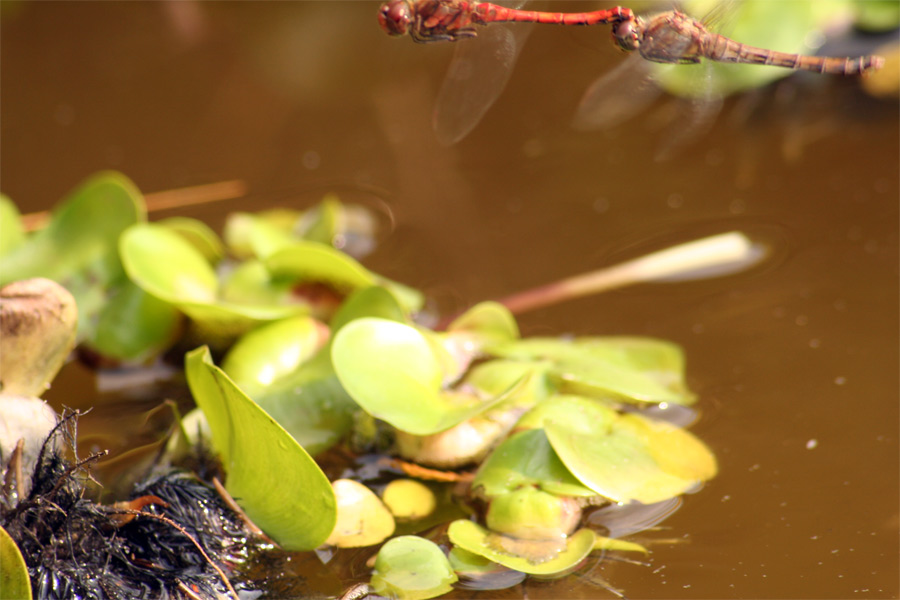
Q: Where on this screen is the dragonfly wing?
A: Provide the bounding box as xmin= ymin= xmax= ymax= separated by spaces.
xmin=571 ymin=52 xmax=662 ymax=130
xmin=433 ymin=24 xmax=533 ymax=145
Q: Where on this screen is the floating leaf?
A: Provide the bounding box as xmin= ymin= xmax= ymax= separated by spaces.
xmin=383 ymin=479 xmax=437 ymax=519
xmin=89 ymin=278 xmax=181 ymax=362
xmin=222 ymin=316 xmax=328 ymax=397
xmin=446 ymin=301 xmax=519 ymax=344
xmin=371 ymin=536 xmax=458 ymax=600
xmin=545 ymin=407 xmax=717 ymax=505
xmin=0 ymin=195 xmax=24 ymax=257
xmin=326 ymin=479 xmax=396 ymax=548
xmin=486 ymin=337 xmax=694 ymax=405
xmin=329 ymin=286 xmax=408 ymax=332
xmin=472 ymin=428 xmax=596 ymax=499
xmin=594 ymin=536 xmax=648 ymax=554
xmin=448 ymin=520 xmax=596 ymax=576
xmin=333 ymin=318 xmax=510 ymax=435
xmin=264 ymin=241 xmax=376 ymax=291
xmin=0 ymin=525 xmax=31 ymax=600
xmin=157 ymin=216 xmax=225 ymax=264
xmin=0 ymin=172 xmax=144 ymax=341
xmin=185 ymin=346 xmax=335 ymax=550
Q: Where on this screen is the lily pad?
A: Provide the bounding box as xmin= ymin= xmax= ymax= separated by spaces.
xmin=157 ymin=216 xmax=225 ymax=264
xmin=0 ymin=525 xmax=31 ymax=600
xmin=448 ymin=520 xmax=596 ymax=576
xmin=184 ymin=346 xmax=336 ymax=550
xmin=371 ymin=536 xmax=458 ymax=600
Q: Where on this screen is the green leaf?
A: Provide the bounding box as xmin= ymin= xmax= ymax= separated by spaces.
xmin=329 ymin=286 xmax=408 ymax=333
xmin=472 ymin=429 xmax=597 ymax=498
xmin=185 ymin=346 xmax=336 ymax=550
xmin=487 ymin=337 xmax=694 ymax=405
xmin=0 ymin=195 xmax=24 ymax=257
xmin=157 ymin=216 xmax=225 ymax=264
xmin=326 ymin=479 xmax=396 ymax=547
xmin=446 ymin=301 xmax=520 ymax=343
xmin=89 ymin=278 xmax=182 ymax=362
xmin=545 ymin=407 xmax=717 ymax=505
xmin=332 ymin=318 xmax=511 ymax=435
xmin=0 ymin=172 xmax=144 ymax=341
xmin=0 ymin=526 xmax=31 ymax=600
xmin=448 ymin=520 xmax=596 ymax=576
xmin=222 ymin=316 xmax=327 ymax=397
xmin=264 ymin=240 xmax=376 ymax=291
xmin=371 ymin=536 xmax=458 ymax=600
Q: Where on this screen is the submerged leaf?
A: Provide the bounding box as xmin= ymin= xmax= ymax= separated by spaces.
xmin=371 ymin=536 xmax=458 ymax=600
xmin=448 ymin=520 xmax=596 ymax=576
xmin=185 ymin=346 xmax=336 ymax=550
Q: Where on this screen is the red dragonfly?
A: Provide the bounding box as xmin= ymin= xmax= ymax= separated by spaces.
xmin=379 ymin=0 xmax=884 ymax=143
xmin=379 ymin=0 xmax=635 ymax=144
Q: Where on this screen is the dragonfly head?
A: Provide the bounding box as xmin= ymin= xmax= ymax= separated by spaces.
xmin=611 ymin=16 xmax=642 ymax=52
xmin=378 ymin=0 xmax=412 ymax=37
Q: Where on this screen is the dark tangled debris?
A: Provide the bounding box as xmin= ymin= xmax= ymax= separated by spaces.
xmin=1 ymin=412 xmax=263 ymax=600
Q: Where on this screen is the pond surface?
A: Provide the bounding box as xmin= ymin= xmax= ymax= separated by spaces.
xmin=2 ymin=1 xmax=898 ymax=598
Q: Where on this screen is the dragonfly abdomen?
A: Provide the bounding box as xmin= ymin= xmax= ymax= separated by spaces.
xmin=704 ymin=34 xmax=884 ymax=75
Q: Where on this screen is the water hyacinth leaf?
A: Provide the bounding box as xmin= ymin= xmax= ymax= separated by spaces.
xmin=472 ymin=428 xmax=597 ymax=498
xmin=371 ymin=536 xmax=458 ymax=600
xmin=122 ymin=224 xmax=302 ymax=339
xmin=594 ymin=536 xmax=648 ymax=554
xmin=382 ymin=479 xmax=437 ymax=519
xmin=185 ymin=346 xmax=336 ymax=550
xmin=329 ymin=285 xmax=408 ymax=333
xmin=218 ymin=259 xmax=298 ymax=308
xmin=446 ymin=301 xmax=519 ymax=344
xmin=157 ymin=216 xmax=225 ymax=264
xmin=121 ymin=223 xmax=219 ymax=303
xmin=90 ymin=278 xmax=182 ymax=362
xmin=448 ymin=520 xmax=596 ymax=576
xmin=264 ymin=240 xmax=375 ymax=291
xmin=224 ymin=210 xmax=298 ymax=259
xmin=325 ymin=479 xmax=396 ymax=548
xmin=240 ymin=354 xmax=356 ymax=455
xmin=464 ymin=359 xmax=550 ymax=401
xmin=487 ymin=337 xmax=693 ymax=405
xmin=222 ymin=316 xmax=327 ymax=397
xmin=515 ymin=394 xmax=619 ymax=434
xmin=545 ymin=410 xmax=717 ymax=505
xmin=0 ymin=172 xmax=144 ymax=341
xmin=0 ymin=525 xmax=31 ymax=600
xmin=0 ymin=171 xmax=144 ymax=287
xmin=0 ymin=195 xmax=24 ymax=256
xmin=485 ymin=487 xmax=582 ymax=541
xmin=333 ymin=318 xmax=510 ymax=435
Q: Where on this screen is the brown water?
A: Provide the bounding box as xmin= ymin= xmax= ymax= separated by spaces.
xmin=2 ymin=1 xmax=898 ymax=598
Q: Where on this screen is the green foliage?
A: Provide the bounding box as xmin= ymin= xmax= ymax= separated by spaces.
xmin=371 ymin=536 xmax=458 ymax=600
xmin=0 ymin=526 xmax=31 ymax=600
xmin=185 ymin=346 xmax=336 ymax=550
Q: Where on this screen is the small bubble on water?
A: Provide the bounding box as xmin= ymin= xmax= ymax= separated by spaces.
xmin=302 ymin=150 xmax=321 ymax=170
xmin=729 ymin=198 xmax=746 ymax=214
xmin=54 ymin=103 xmax=75 ymax=126
xmin=721 ymin=495 xmax=731 ymax=502
xmin=834 ymin=376 xmax=847 ymax=385
xmin=666 ymin=193 xmax=683 ymax=208
xmin=806 ymin=439 xmax=818 ymax=450
xmin=795 ymin=314 xmax=809 ymax=326
xmin=808 ymin=338 xmax=821 ymax=349
xmin=593 ymin=197 xmax=610 ymax=213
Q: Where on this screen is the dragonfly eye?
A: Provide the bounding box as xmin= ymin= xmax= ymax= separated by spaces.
xmin=611 ymin=17 xmax=641 ymax=52
xmin=378 ymin=0 xmax=411 ymax=36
